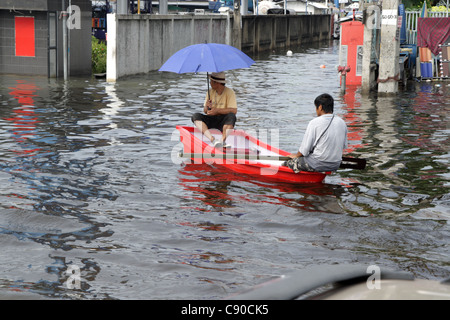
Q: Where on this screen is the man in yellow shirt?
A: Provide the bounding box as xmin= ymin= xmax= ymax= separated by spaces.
xmin=191 ymin=72 xmax=237 ymax=148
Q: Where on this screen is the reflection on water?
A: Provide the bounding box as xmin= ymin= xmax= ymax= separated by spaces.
xmin=178 ymin=164 xmax=344 ymax=214
xmin=336 ymin=81 xmax=449 ymax=219
xmin=0 ymin=41 xmax=449 ymax=299
xmin=340 ymin=86 xmax=367 ymax=153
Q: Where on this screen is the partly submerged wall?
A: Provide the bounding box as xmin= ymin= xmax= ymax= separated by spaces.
xmin=107 ymin=13 xmax=331 ymax=81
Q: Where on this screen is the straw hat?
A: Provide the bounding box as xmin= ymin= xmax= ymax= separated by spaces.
xmin=209 ymin=72 xmax=226 ymax=84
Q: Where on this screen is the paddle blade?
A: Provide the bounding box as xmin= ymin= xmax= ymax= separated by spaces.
xmin=340 ymin=157 xmax=366 ymax=170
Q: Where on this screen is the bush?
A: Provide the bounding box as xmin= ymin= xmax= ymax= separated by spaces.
xmin=92 ymin=36 xmax=106 ymax=74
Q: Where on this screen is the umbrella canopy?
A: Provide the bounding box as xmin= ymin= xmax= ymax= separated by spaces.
xmin=159 ymin=43 xmax=255 ymax=74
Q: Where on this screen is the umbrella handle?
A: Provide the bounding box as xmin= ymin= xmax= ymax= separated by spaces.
xmin=207 ymin=72 xmax=210 ymax=103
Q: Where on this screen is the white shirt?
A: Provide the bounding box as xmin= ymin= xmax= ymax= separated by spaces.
xmin=299 ymin=114 xmax=348 ymax=171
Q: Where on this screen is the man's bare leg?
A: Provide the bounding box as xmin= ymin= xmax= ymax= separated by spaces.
xmin=221 ymin=124 xmax=233 ymax=145
xmin=194 ymin=120 xmax=215 ymax=143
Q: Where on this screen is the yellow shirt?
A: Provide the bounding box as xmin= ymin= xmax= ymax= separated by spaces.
xmin=204 ymin=87 xmax=237 ymax=109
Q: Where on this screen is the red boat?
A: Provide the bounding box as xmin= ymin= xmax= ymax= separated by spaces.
xmin=176 ymin=125 xmax=331 ymax=184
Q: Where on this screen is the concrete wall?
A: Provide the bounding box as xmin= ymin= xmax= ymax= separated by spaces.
xmin=107 ymin=13 xmax=331 ymax=81
xmin=107 ymin=13 xmax=232 ymax=81
xmin=0 ymin=0 xmax=48 ymax=11
xmin=0 ymin=0 xmax=67 ymax=13
xmin=241 ymin=15 xmax=330 ymax=54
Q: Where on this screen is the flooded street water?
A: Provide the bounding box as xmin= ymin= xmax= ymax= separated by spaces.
xmin=0 ymin=40 xmax=448 ymax=299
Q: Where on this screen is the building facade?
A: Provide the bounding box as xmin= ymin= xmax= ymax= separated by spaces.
xmin=0 ymin=0 xmax=92 ymax=77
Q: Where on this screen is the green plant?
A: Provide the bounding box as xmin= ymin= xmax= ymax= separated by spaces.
xmin=431 ymin=5 xmax=450 ymax=12
xmin=92 ymin=36 xmax=106 ymax=74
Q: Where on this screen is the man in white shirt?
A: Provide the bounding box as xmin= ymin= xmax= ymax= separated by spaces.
xmin=283 ymin=93 xmax=348 ymax=172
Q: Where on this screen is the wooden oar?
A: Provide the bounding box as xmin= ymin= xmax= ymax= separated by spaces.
xmin=178 ymin=152 xmax=366 ymax=170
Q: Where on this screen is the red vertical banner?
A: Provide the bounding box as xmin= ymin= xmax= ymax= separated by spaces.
xmin=15 ymin=17 xmax=35 ymax=57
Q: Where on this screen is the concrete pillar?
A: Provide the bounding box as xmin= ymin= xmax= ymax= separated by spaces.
xmin=62 ymin=0 xmax=68 ymax=80
xmin=241 ymin=0 xmax=248 ymax=15
xmin=378 ymin=0 xmax=400 ymax=94
xmin=287 ymin=16 xmax=291 ymax=48
xmin=159 ymin=0 xmax=168 ymax=15
xmin=232 ymin=0 xmax=242 ymax=49
xmin=117 ymin=0 xmax=127 ymax=14
xmin=106 ymin=13 xmax=117 ymax=82
xmin=271 ymin=18 xmax=276 ymax=51
xmin=226 ymin=11 xmax=231 ymax=45
xmin=361 ymin=3 xmax=380 ymax=94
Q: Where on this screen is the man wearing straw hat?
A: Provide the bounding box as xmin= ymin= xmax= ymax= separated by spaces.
xmin=191 ymin=72 xmax=237 ymax=149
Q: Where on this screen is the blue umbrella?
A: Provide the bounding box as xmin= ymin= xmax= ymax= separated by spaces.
xmin=159 ymin=43 xmax=255 ymax=101
xmin=159 ymin=43 xmax=255 ymax=74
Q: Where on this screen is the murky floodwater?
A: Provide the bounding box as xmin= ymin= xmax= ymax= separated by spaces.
xmin=0 ymin=40 xmax=448 ymax=299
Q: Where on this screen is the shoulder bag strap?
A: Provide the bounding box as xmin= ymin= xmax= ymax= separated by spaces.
xmin=310 ymin=114 xmax=334 ymax=154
